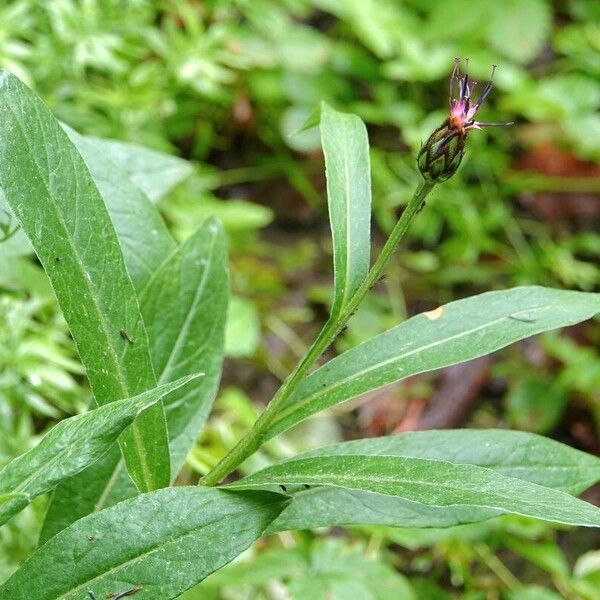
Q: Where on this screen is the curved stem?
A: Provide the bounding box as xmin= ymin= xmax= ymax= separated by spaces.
xmin=201 ymin=179 xmax=435 ymax=486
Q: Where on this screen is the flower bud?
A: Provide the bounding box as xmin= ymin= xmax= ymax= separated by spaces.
xmin=418 ymin=58 xmax=511 ymax=182
xmin=417 ymin=122 xmax=465 ymax=182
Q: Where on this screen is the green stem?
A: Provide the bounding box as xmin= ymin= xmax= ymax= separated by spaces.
xmin=201 ymin=179 xmax=435 ymax=486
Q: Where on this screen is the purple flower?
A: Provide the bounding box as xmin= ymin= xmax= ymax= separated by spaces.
xmin=418 ymin=58 xmax=511 ymax=182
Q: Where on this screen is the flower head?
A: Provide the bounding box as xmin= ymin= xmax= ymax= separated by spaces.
xmin=418 ymin=58 xmax=511 ymax=182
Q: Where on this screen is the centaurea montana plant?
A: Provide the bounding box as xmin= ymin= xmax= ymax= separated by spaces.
xmin=202 ymin=58 xmax=511 ymax=485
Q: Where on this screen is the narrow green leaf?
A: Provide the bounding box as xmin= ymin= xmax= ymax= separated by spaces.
xmin=266 ymin=287 xmax=600 ymax=439
xmin=321 ymin=102 xmax=371 ymax=318
xmin=0 ymin=488 xmax=286 ymax=600
xmin=295 ymin=430 xmax=600 ymax=495
xmin=40 ymin=219 xmax=229 ymax=543
xmin=0 ymin=374 xmax=201 ymax=526
xmin=84 ymin=135 xmax=194 ymax=202
xmin=0 ymin=71 xmax=169 ymax=492
xmin=231 ymin=454 xmax=600 ymax=528
xmin=64 ymin=125 xmax=177 ymax=291
xmin=140 ymin=217 xmax=228 ymax=470
xmin=265 ymin=430 xmax=600 ymax=532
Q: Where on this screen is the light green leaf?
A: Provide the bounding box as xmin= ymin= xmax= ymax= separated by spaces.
xmin=0 ymin=488 xmax=286 ymax=600
xmin=0 ymin=374 xmax=201 ymax=526
xmin=321 ymin=102 xmax=371 ymax=318
xmin=231 ymin=454 xmax=600 ymax=528
xmin=266 ymin=287 xmax=600 ymax=439
xmin=0 ymin=71 xmax=169 ymax=492
xmin=64 ymin=125 xmax=177 ymax=291
xmin=40 ymin=219 xmax=229 ymax=543
xmin=84 ymin=135 xmax=194 ymax=202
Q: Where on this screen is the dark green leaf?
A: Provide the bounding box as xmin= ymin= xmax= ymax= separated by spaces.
xmin=231 ymin=454 xmax=600 ymax=528
xmin=321 ymin=102 xmax=371 ymax=318
xmin=0 ymin=71 xmax=169 ymax=491
xmin=0 ymin=374 xmax=201 ymax=526
xmin=1 ymin=488 xmax=286 ymax=600
xmin=266 ymin=287 xmax=600 ymax=439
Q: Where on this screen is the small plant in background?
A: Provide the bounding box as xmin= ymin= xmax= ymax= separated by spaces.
xmin=0 ymin=56 xmax=599 ymax=600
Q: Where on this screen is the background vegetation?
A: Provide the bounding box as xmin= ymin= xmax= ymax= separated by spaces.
xmin=1 ymin=0 xmax=599 ymax=597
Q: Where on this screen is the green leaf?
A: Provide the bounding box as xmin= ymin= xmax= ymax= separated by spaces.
xmin=257 ymin=429 xmax=600 ymax=532
xmin=0 ymin=488 xmax=286 ymax=600
xmin=231 ymin=454 xmax=600 ymax=528
xmin=320 ymin=102 xmax=371 ymax=318
xmin=0 ymin=71 xmax=169 ymax=492
xmin=0 ymin=374 xmax=201 ymax=526
xmin=82 ymin=135 xmax=194 ymax=202
xmin=265 ymin=287 xmax=600 ymax=439
xmin=293 ymin=430 xmax=600 ymax=495
xmin=64 ymin=125 xmax=177 ymax=291
xmin=40 ymin=219 xmax=228 ymax=543
xmin=140 ymin=217 xmax=228 ymax=471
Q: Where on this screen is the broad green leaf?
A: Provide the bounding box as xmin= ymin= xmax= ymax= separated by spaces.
xmin=84 ymin=135 xmax=194 ymax=202
xmin=266 ymin=287 xmax=600 ymax=439
xmin=0 ymin=374 xmax=201 ymax=526
xmin=231 ymin=454 xmax=600 ymax=528
xmin=0 ymin=71 xmax=169 ymax=492
xmin=40 ymin=219 xmax=228 ymax=543
xmin=321 ymin=102 xmax=371 ymax=318
xmin=0 ymin=488 xmax=286 ymax=600
xmin=64 ymin=125 xmax=177 ymax=291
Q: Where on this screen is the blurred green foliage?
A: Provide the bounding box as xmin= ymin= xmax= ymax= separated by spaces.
xmin=1 ymin=0 xmax=599 ymax=597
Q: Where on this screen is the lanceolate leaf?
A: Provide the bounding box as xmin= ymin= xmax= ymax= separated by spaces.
xmin=40 ymin=219 xmax=228 ymax=543
xmin=0 ymin=126 xmax=181 ymax=289
xmin=0 ymin=374 xmax=202 ymax=526
xmin=0 ymin=488 xmax=286 ymax=600
xmin=265 ymin=287 xmax=600 ymax=439
xmin=140 ymin=217 xmax=228 ymax=471
xmin=64 ymin=125 xmax=177 ymax=291
xmin=262 ymin=429 xmax=600 ymax=532
xmin=321 ymin=102 xmax=371 ymax=318
xmin=231 ymin=454 xmax=600 ymax=528
xmin=295 ymin=430 xmax=600 ymax=495
xmin=0 ymin=71 xmax=169 ymax=492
